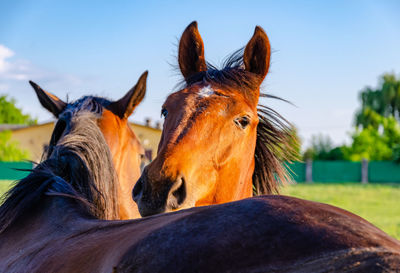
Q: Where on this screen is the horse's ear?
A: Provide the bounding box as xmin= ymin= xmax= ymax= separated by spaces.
xmin=108 ymin=71 xmax=148 ymax=119
xmin=178 ymin=21 xmax=207 ymax=81
xmin=29 ymin=81 xmax=67 ymax=118
xmin=243 ymin=26 xmax=271 ymax=83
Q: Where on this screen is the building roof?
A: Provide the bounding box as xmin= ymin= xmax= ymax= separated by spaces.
xmin=0 ymin=121 xmax=162 ymax=133
xmin=0 ymin=124 xmax=29 ymax=132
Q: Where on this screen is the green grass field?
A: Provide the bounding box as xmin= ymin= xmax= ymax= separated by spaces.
xmin=0 ymin=180 xmax=12 ymax=198
xmin=0 ymin=180 xmax=399 ymax=239
xmin=282 ymin=183 xmax=400 ymax=239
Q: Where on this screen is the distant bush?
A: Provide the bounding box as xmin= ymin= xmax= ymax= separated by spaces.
xmin=0 ymin=131 xmax=29 ymax=161
xmin=0 ymin=95 xmax=35 ymax=161
xmin=342 ymin=113 xmax=400 ymax=161
xmin=0 ymin=95 xmax=37 ymax=125
xmin=303 ymin=134 xmax=344 ymax=160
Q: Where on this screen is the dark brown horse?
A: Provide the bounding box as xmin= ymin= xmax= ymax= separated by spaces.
xmin=0 ymin=75 xmax=399 ymax=272
xmin=29 ymin=73 xmax=148 ymax=219
xmin=133 ymin=21 xmax=297 ymax=216
xmin=1 ymin=153 xmax=400 ymax=272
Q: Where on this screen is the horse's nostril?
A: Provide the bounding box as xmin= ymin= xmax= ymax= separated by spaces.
xmin=171 ymin=176 xmax=186 ymax=207
xmin=132 ymin=178 xmax=143 ymax=201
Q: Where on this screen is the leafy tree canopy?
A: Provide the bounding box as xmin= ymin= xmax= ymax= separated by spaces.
xmin=356 ymin=73 xmax=400 ymax=128
xmin=302 ymin=73 xmax=400 ymax=162
xmin=0 ymin=95 xmax=35 ymax=161
xmin=343 ymin=112 xmax=400 ymax=161
xmin=303 ymin=134 xmax=344 ymax=160
xmin=287 ymin=125 xmax=302 ymax=161
xmin=0 ymin=95 xmax=37 ymax=125
xmin=0 ymin=131 xmax=29 ymax=161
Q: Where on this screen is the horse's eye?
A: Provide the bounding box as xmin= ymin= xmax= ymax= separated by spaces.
xmin=161 ymin=108 xmax=168 ymax=118
xmin=234 ymin=116 xmax=250 ymax=129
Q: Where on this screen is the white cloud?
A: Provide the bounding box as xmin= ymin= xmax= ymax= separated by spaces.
xmin=0 ymin=44 xmax=85 ymax=86
xmin=0 ymin=44 xmax=89 ymax=122
xmin=0 ymin=45 xmax=15 ymax=74
xmin=0 ymin=44 xmax=35 ymax=81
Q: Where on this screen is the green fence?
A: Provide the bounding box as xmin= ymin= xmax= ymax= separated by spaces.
xmin=287 ymin=161 xmax=400 ymax=183
xmin=368 ymin=161 xmax=400 ymax=183
xmin=1 ymin=161 xmax=400 ymax=183
xmin=0 ymin=162 xmax=33 ymax=180
xmin=287 ymin=162 xmax=306 ymax=182
xmin=312 ymin=161 xmax=362 ymax=182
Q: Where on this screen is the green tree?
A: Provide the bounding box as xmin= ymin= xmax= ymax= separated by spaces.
xmin=0 ymin=95 xmax=36 ymax=161
xmin=345 ymin=74 xmax=400 ymax=161
xmin=0 ymin=131 xmax=29 ymax=161
xmin=0 ymin=95 xmax=37 ymax=125
xmin=303 ymin=74 xmax=400 ymax=161
xmin=287 ymin=125 xmax=301 ymax=161
xmin=303 ymin=134 xmax=345 ymax=160
xmin=343 ymin=112 xmax=400 ymax=161
xmin=355 ymin=73 xmax=400 ymax=128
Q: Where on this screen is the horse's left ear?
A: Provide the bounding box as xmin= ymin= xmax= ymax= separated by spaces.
xmin=178 ymin=21 xmax=207 ymax=82
xmin=243 ymin=26 xmax=271 ymax=83
xmin=29 ymin=81 xmax=67 ymax=118
xmin=108 ymin=71 xmax=148 ymax=119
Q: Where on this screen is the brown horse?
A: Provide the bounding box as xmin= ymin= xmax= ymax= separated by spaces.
xmin=0 ymin=76 xmax=399 ymax=272
xmin=133 ymin=22 xmax=297 ymax=216
xmin=29 ymin=72 xmax=148 ymax=219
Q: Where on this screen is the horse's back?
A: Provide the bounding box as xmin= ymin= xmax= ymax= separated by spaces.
xmin=116 ymin=195 xmax=400 ymax=272
xmin=1 ymin=196 xmax=399 ymax=272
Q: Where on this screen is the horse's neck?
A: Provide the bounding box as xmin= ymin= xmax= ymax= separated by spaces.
xmin=217 ymin=164 xmax=254 ymax=201
xmin=112 ymin=148 xmax=141 ymax=219
xmin=0 ymin=198 xmax=93 ymax=272
xmin=0 ymin=197 xmax=90 ymax=246
xmin=0 ymin=196 xmax=195 ymax=273
xmin=0 ymin=199 xmax=79 ymax=269
xmin=196 ymin=162 xmax=254 ymax=206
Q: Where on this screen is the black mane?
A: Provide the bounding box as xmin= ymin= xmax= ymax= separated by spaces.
xmin=46 ymin=96 xmax=111 ymax=157
xmin=0 ymin=98 xmax=119 ymax=234
xmin=179 ymin=49 xmax=299 ymax=194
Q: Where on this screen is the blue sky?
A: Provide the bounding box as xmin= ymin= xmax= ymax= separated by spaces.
xmin=1 ymin=0 xmax=399 ymax=147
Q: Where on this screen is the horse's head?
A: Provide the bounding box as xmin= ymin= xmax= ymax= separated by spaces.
xmin=133 ymin=22 xmax=287 ymax=217
xmin=30 ymin=72 xmax=148 ymax=219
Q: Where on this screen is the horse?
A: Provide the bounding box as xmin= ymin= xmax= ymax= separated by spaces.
xmin=1 ymin=146 xmax=400 ymax=272
xmin=0 ymin=74 xmax=399 ymax=272
xmin=29 ymin=72 xmax=148 ymax=219
xmin=133 ymin=21 xmax=297 ymax=216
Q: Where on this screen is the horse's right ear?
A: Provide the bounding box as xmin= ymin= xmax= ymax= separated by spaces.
xmin=243 ymin=26 xmax=271 ymax=83
xmin=29 ymin=81 xmax=67 ymax=118
xmin=107 ymin=71 xmax=148 ymax=119
xmin=178 ymin=21 xmax=207 ymax=81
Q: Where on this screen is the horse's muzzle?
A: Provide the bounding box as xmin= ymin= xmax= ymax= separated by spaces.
xmin=132 ymin=171 xmax=186 ymax=217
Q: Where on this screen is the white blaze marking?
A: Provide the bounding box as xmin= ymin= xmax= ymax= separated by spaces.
xmin=198 ymin=85 xmax=215 ymax=98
